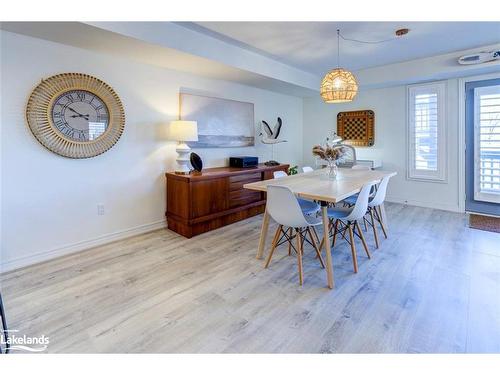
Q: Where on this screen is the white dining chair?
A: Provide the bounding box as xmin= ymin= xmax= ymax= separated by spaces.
xmin=273 ymin=170 xmax=287 ymax=178
xmin=302 ymin=166 xmax=314 ymax=173
xmin=265 ymin=185 xmax=325 ymax=285
xmin=366 ymin=175 xmax=392 ymax=248
xmin=343 ymin=164 xmax=374 ymax=206
xmin=325 ymin=181 xmax=377 ymax=273
xmin=273 ymin=170 xmax=320 ymax=216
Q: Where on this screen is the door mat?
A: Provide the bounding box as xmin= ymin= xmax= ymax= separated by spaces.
xmin=469 ymin=214 xmax=500 ymax=233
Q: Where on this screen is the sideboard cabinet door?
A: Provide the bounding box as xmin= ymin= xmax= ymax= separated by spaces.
xmin=190 ymin=179 xmax=229 ymax=219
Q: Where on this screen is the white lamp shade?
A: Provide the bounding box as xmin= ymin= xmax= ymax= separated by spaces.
xmin=169 ymin=120 xmax=198 ymax=142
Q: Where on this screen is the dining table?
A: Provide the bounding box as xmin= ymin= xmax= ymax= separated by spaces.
xmin=244 ymin=167 xmax=397 ymax=289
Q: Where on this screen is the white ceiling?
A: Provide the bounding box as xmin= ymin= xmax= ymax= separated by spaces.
xmin=2 ymin=22 xmax=499 ymax=97
xmin=0 ymin=22 xmax=318 ymax=96
xmin=180 ymin=22 xmax=500 ymax=74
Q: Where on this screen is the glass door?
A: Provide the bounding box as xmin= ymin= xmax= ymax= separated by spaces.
xmin=465 ymin=78 xmax=500 ymax=216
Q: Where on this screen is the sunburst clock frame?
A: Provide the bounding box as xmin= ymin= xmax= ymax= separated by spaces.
xmin=26 ymin=73 xmax=125 ymax=159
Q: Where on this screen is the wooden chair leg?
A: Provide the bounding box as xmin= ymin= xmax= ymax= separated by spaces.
xmin=311 ymin=226 xmax=322 ymax=258
xmin=348 ymin=224 xmax=358 ymax=273
xmin=307 ymin=227 xmax=325 ymax=268
xmin=332 ymin=219 xmax=339 ymax=247
xmin=264 ymin=225 xmax=282 ymax=268
xmin=300 ymin=230 xmax=306 ymax=255
xmin=311 ymin=227 xmax=321 ymax=250
xmin=369 ymin=208 xmax=379 ymax=249
xmin=355 ymin=221 xmax=371 ymax=259
xmin=296 ymin=228 xmax=304 ymax=285
xmin=376 ymin=206 xmax=388 ymax=238
xmin=363 ymin=216 xmax=368 ymax=232
xmin=288 ymin=227 xmax=293 ymax=256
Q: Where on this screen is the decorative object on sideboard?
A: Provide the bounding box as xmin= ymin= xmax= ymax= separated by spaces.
xmin=337 ymin=110 xmax=375 ymax=147
xmin=458 ymin=50 xmax=500 ymax=65
xmin=179 ymin=92 xmax=254 ymax=148
xmin=229 ymin=156 xmax=259 ymax=168
xmin=288 ymin=165 xmax=298 ymax=175
xmin=168 ymin=120 xmax=198 ymax=175
xmin=312 ymin=139 xmax=349 ymax=180
xmin=260 ymin=117 xmax=286 ymax=144
xmin=190 ymin=152 xmax=203 ymax=172
xmin=260 ymin=117 xmax=287 ymax=166
xmin=26 ymin=73 xmax=125 ymax=159
xmin=328 ymin=131 xmax=343 ymax=145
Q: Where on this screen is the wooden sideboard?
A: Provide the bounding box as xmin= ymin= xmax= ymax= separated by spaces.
xmin=165 ymin=163 xmax=289 ymax=238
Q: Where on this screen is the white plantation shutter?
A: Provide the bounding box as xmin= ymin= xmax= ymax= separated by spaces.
xmin=407 ymin=82 xmax=447 ymax=181
xmin=474 ymin=85 xmax=500 ymax=203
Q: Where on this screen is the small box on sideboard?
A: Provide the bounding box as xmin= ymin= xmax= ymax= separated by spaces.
xmin=165 ymin=163 xmax=289 ymax=238
xmin=229 ymin=156 xmax=259 ymax=168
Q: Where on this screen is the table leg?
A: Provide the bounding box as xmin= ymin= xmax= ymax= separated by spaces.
xmin=256 ymin=208 xmax=270 ymax=259
xmin=321 ymin=203 xmax=335 ymax=289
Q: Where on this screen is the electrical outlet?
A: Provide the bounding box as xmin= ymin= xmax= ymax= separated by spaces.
xmin=97 ymin=204 xmax=105 ymax=216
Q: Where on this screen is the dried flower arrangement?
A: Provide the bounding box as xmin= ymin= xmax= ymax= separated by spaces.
xmin=312 ymin=144 xmax=348 ymax=163
xmin=312 ymin=135 xmax=348 ymax=179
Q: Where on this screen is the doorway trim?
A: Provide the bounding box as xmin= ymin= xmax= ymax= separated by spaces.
xmin=458 ymin=72 xmax=500 ymax=214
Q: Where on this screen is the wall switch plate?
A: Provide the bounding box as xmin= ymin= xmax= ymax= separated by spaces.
xmin=97 ymin=204 xmax=105 ymax=216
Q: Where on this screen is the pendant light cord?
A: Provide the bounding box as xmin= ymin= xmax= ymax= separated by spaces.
xmin=338 ymin=30 xmax=400 ymax=44
xmin=336 ymin=29 xmax=340 ymax=68
xmin=335 ymin=28 xmax=399 ymax=68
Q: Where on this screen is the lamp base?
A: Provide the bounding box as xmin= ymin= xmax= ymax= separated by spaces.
xmin=175 ymin=142 xmax=192 ymax=174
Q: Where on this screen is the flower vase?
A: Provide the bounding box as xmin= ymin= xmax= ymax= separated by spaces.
xmin=327 ymin=162 xmax=338 ymax=180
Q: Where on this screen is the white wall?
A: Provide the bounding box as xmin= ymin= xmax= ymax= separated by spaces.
xmin=0 ymin=31 xmax=304 ymax=271
xmin=303 ymin=79 xmax=462 ymax=212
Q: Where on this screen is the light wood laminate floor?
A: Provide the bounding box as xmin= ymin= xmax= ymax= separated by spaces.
xmin=1 ymin=203 xmax=499 ymax=353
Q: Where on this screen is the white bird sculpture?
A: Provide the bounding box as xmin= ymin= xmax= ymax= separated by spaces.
xmin=259 ymin=117 xmax=287 ymax=144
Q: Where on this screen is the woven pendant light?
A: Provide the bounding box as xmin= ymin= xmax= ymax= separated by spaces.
xmin=320 ymin=29 xmax=358 ymax=103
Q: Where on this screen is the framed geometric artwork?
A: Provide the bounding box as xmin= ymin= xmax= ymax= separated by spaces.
xmin=337 ymin=110 xmax=375 ymax=147
xmin=179 ymin=92 xmax=254 ymax=148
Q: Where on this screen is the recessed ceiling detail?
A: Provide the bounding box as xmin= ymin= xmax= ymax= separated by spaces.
xmin=184 ymin=22 xmax=500 ymax=73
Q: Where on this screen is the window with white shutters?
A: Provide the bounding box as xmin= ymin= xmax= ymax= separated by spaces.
xmin=407 ymin=82 xmax=447 ymax=181
xmin=474 ymin=84 xmax=500 ymax=203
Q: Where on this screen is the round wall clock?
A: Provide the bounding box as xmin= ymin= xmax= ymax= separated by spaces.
xmin=26 ymin=73 xmax=125 ymax=158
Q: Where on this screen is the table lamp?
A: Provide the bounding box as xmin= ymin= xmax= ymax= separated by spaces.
xmin=169 ymin=120 xmax=198 ymax=174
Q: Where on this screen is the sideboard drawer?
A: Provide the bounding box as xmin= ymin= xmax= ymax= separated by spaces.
xmin=229 ymin=172 xmax=262 ymax=184
xmin=229 ymin=191 xmax=262 ymax=208
xmin=229 ymin=176 xmax=262 ymax=191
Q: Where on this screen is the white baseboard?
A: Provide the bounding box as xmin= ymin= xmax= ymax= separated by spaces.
xmin=0 ymin=219 xmax=167 ymax=274
xmin=385 ymin=195 xmax=463 ymax=213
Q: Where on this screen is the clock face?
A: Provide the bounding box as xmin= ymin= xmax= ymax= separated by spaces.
xmin=51 ymin=90 xmax=109 ymax=141
xmin=27 ymin=73 xmax=125 ymax=158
